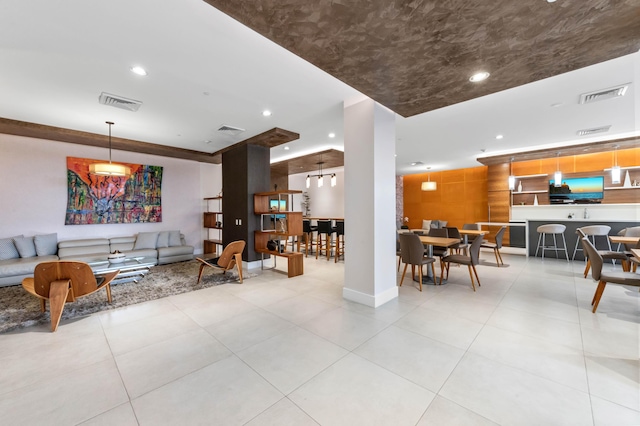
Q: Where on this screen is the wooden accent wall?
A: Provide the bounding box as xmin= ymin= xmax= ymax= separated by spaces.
xmin=403 ymin=166 xmax=488 ymax=230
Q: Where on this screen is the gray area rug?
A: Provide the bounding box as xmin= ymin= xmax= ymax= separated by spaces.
xmin=0 ymin=260 xmax=254 ymax=333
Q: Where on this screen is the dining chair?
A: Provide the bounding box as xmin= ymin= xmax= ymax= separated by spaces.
xmin=22 ymin=261 xmax=119 ymax=332
xmin=445 ymin=227 xmax=465 ymax=254
xmin=196 ymin=240 xmax=246 ymax=284
xmin=535 ymin=224 xmax=569 ymax=261
xmin=581 ymin=237 xmax=640 ymax=313
xmin=440 ymin=234 xmax=483 ymax=291
xmin=577 ymin=228 xmax=629 ymax=277
xmin=480 ymin=226 xmax=506 ymax=266
xmin=572 ymin=225 xmax=611 ymax=260
xmin=398 ymin=233 xmax=436 ymax=291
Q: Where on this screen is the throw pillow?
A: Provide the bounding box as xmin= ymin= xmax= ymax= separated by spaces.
xmin=422 ymin=220 xmax=432 ymax=230
xmin=134 ymin=232 xmax=159 ymax=250
xmin=156 ymin=231 xmax=170 ymax=248
xmin=34 ymin=233 xmax=58 ymax=256
xmin=0 ymin=235 xmax=22 ymax=260
xmin=168 ymin=230 xmax=182 ymax=247
xmin=13 ymin=236 xmax=37 ymax=258
xmin=439 ymin=220 xmax=448 ymax=228
xmin=430 ymin=220 xmax=440 ymax=229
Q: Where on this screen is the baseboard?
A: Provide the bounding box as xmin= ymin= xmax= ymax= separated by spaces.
xmin=342 ymin=286 xmax=398 ymax=308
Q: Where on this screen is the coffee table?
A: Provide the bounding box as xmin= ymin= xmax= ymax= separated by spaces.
xmin=88 ymin=257 xmax=156 ymax=284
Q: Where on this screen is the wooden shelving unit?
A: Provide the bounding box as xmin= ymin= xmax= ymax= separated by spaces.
xmin=254 ymin=190 xmax=304 ymax=278
xmin=203 ymin=196 xmax=223 ymax=255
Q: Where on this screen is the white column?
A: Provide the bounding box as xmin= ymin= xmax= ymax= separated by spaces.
xmin=343 ymin=97 xmax=398 ymax=307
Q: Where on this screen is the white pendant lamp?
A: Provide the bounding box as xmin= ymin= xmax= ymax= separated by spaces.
xmin=89 ymin=121 xmax=131 ymax=177
xmin=611 ymin=145 xmax=621 ymax=184
xmin=421 ymin=167 xmax=437 ymax=191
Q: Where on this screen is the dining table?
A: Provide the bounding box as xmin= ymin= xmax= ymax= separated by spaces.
xmin=415 ymin=235 xmax=461 ymax=284
xmin=458 ymin=229 xmax=488 ymax=244
xmin=609 ymin=235 xmax=640 ymax=246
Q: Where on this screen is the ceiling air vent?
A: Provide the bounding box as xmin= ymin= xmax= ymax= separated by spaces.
xmin=579 ymin=84 xmax=629 ymax=104
xmin=217 ymin=125 xmax=245 ymax=136
xmin=576 ymin=125 xmax=611 ymax=136
xmin=98 ymin=92 xmax=142 ymax=112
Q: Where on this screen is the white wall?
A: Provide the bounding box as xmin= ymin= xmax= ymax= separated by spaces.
xmin=0 ymin=134 xmax=221 ymax=253
xmin=289 ymin=167 xmax=345 ymax=218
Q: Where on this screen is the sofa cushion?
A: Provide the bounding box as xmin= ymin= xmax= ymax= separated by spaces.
xmin=110 ymin=236 xmax=136 ymax=253
xmin=0 ymin=236 xmax=22 ymax=260
xmin=0 ymin=255 xmax=58 ymax=277
xmin=168 ymin=230 xmax=182 ymax=247
xmin=158 ymin=246 xmax=193 ymax=257
xmin=13 ymin=236 xmax=36 ymax=258
xmin=57 ymin=238 xmax=110 ymax=259
xmin=156 ymin=231 xmax=170 ymax=248
xmin=34 ymin=233 xmax=58 ymax=256
xmin=134 ymin=232 xmax=159 ymax=250
xmin=422 ymin=220 xmax=432 ymax=230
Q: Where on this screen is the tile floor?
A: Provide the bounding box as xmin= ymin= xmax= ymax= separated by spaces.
xmin=1 ymin=252 xmax=639 ymax=425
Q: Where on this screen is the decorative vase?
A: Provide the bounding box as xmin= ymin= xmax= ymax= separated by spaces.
xmin=623 ymin=170 xmax=631 ymax=187
xmin=517 ymin=181 xmax=522 ymax=192
xmin=533 ymin=194 xmax=538 ymax=205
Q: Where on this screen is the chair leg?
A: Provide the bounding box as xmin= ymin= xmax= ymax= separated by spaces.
xmin=471 ymin=264 xmax=481 ymax=287
xmin=49 ymin=279 xmax=71 ymax=332
xmin=583 ymin=259 xmax=591 ymax=278
xmin=496 ymin=249 xmax=504 ymax=266
xmin=397 ymin=255 xmax=401 ymax=271
xmin=197 ymin=263 xmax=206 ymax=284
xmin=39 ymin=299 xmax=46 ymax=312
xmin=493 ymin=248 xmax=500 ymax=266
xmin=430 ymin=263 xmax=436 ymax=284
xmin=105 ymin=283 xmax=112 ymax=303
xmin=467 ymin=266 xmax=476 ymax=292
xmin=418 ymin=265 xmax=423 ymax=292
xmin=592 ymin=280 xmax=607 ymax=313
xmin=399 ymin=263 xmax=408 ymax=287
xmin=439 ymin=261 xmax=447 ymax=285
xmin=234 ymin=253 xmax=244 ymax=283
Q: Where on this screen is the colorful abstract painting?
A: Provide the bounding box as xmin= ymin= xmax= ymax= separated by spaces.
xmin=66 ymin=157 xmax=163 ymax=225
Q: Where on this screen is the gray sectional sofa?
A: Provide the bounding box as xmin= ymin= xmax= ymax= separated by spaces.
xmin=0 ymin=231 xmax=193 ymax=287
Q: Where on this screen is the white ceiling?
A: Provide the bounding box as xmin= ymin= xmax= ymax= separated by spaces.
xmin=1 ymin=0 xmax=638 ymax=175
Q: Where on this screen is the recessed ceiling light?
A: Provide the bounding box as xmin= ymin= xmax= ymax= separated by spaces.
xmin=469 ymin=71 xmax=490 ymax=82
xmin=410 ymin=161 xmax=424 ymax=166
xmin=550 ymin=102 xmax=562 ymax=108
xmin=547 ymin=0 xmax=556 ymax=3
xmin=262 ymin=110 xmax=272 ymax=117
xmin=130 ymin=66 xmax=147 ymax=76
xmin=328 ymin=133 xmax=336 ymax=138
xmin=284 ymin=146 xmax=290 ymax=150
xmin=496 ymin=134 xmax=503 ymax=140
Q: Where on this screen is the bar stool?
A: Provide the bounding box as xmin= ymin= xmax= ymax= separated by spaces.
xmin=333 ymin=220 xmax=345 ymax=263
xmin=535 ymin=224 xmax=569 ymax=261
xmin=302 ymin=219 xmax=317 ymax=257
xmin=572 ymin=225 xmax=611 ymax=260
xmin=316 ymin=220 xmax=333 ymax=260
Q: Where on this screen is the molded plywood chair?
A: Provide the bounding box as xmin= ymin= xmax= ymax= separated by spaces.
xmin=22 ymin=261 xmax=118 ymax=332
xmin=399 ymin=233 xmax=436 ymax=292
xmin=196 ymin=240 xmax=246 ymax=284
xmin=581 ymin=237 xmax=640 ymax=313
xmin=440 ymin=234 xmax=483 ymax=291
xmin=572 ymin=225 xmax=612 ymax=260
xmin=577 ymin=228 xmax=629 ymax=277
xmin=481 ymin=226 xmax=506 ymax=266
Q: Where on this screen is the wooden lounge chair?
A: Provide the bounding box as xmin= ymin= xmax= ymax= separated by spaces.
xmin=22 ymin=261 xmax=118 ymax=332
xmin=196 ymin=240 xmax=246 ymax=284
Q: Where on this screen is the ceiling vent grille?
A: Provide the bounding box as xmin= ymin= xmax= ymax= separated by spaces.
xmin=217 ymin=125 xmax=245 ymax=136
xmin=98 ymin=92 xmax=142 ymax=111
xmin=576 ymin=125 xmax=611 ymax=136
xmin=579 ymin=84 xmax=629 ymax=104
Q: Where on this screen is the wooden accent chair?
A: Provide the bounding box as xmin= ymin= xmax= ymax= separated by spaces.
xmin=480 ymin=226 xmax=506 ymax=266
xmin=196 ymin=240 xmax=246 ymax=284
xmin=581 ymin=237 xmax=640 ymax=313
xmin=440 ymin=234 xmax=483 ymax=291
xmin=22 ymin=261 xmax=118 ymax=332
xmin=399 ymin=233 xmax=436 ymax=292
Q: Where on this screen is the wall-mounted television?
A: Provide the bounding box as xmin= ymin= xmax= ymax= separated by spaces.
xmin=549 ymin=176 xmax=604 ymax=204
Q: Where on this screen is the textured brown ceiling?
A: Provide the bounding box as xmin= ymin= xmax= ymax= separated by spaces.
xmin=271 ymin=149 xmax=344 ymax=176
xmin=204 ymin=0 xmax=640 ymax=117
